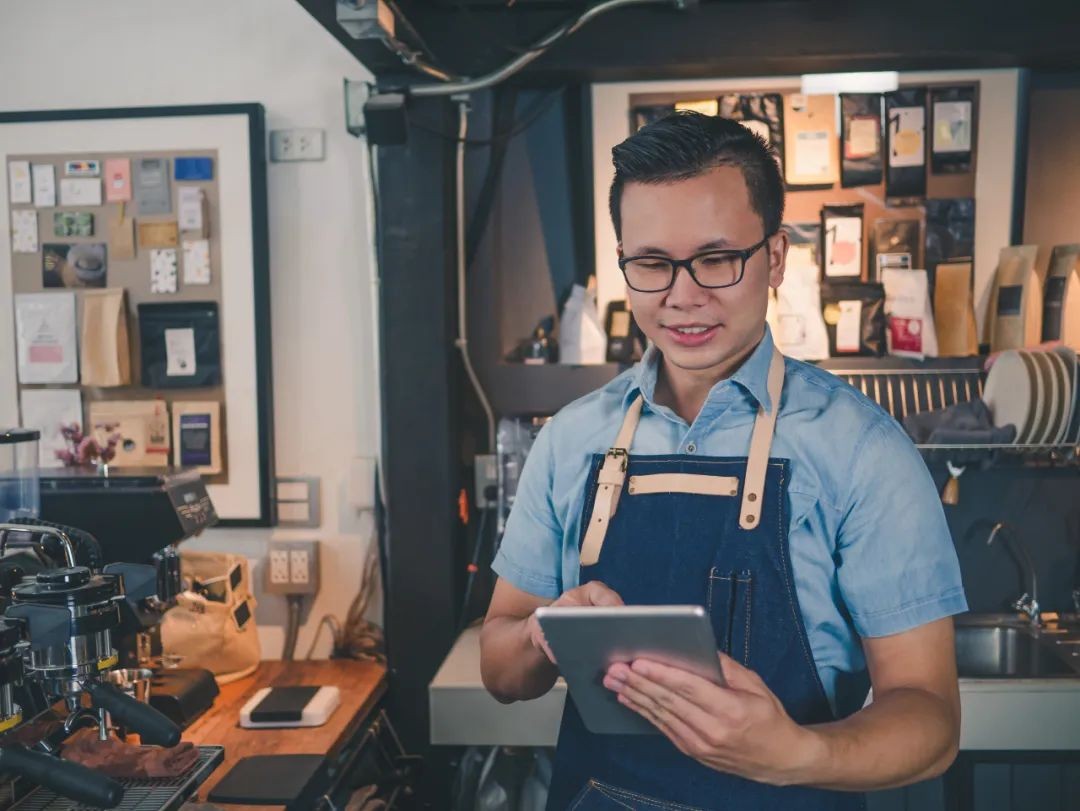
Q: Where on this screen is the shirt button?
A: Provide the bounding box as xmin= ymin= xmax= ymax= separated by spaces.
xmin=686 ymin=442 xmax=697 ymax=454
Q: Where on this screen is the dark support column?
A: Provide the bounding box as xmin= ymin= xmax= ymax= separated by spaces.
xmin=375 ymin=95 xmax=463 ymax=794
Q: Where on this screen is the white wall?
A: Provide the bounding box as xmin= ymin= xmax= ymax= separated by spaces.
xmin=0 ymin=0 xmax=382 ymax=658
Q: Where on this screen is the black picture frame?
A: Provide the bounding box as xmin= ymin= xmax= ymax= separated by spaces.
xmin=0 ymin=103 xmax=275 ymax=527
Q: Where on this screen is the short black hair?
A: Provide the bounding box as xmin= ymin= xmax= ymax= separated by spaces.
xmin=609 ymin=111 xmax=785 ymax=243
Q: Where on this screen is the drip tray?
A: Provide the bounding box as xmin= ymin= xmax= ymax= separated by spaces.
xmin=11 ymin=745 xmax=224 ymax=811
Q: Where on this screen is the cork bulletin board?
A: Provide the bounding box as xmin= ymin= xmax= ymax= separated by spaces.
xmin=0 ymin=105 xmax=274 ymax=525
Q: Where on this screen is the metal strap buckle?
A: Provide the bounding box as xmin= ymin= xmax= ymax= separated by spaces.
xmin=605 ymin=447 xmax=628 ymax=472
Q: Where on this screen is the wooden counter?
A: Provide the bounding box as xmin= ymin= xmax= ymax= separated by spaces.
xmin=182 ymin=659 xmax=388 ymax=810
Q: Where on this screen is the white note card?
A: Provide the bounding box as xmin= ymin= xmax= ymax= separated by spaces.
xmin=150 ymin=248 xmax=179 ymax=294
xmin=165 ymin=328 xmax=197 ymax=377
xmin=178 ymin=186 xmax=205 ymax=231
xmin=59 ymin=177 xmax=103 ymax=207
xmin=8 ymin=161 xmax=32 ymax=204
xmin=11 ymin=210 xmax=38 ymax=253
xmin=31 ymin=164 xmax=56 ymax=207
xmin=794 ymin=130 xmax=831 ymax=178
xmin=182 ymin=239 xmax=212 ymax=285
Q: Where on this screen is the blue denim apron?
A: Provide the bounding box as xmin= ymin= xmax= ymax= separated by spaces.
xmin=546 ymin=349 xmax=866 ymax=810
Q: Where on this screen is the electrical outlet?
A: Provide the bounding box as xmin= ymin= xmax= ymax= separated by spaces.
xmin=269 ymin=549 xmax=290 ymax=585
xmin=290 ymin=549 xmax=309 ymax=585
xmin=269 ymin=128 xmax=326 ymax=162
xmin=266 ymin=540 xmax=320 ymax=595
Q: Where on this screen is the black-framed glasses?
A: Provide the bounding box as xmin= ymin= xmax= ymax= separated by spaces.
xmin=618 ymin=235 xmax=773 ymax=293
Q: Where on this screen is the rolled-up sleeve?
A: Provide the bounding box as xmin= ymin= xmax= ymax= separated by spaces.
xmin=836 ymin=417 xmax=968 ymax=638
xmin=491 ymin=422 xmax=564 ymax=599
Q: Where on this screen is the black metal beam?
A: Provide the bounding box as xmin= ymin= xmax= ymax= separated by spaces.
xmin=375 ymin=96 xmax=463 ymax=775
xmin=299 ymin=0 xmax=1080 ymax=84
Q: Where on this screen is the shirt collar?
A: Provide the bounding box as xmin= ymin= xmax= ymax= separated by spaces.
xmin=629 ymin=324 xmax=776 ymax=414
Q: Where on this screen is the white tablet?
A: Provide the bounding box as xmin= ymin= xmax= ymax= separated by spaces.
xmin=535 ymin=605 xmax=723 ymax=736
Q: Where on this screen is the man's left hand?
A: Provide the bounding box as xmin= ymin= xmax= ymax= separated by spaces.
xmin=603 ymin=653 xmax=822 ymax=786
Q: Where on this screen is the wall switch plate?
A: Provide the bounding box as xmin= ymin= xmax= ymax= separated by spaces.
xmin=269 ymin=128 xmax=326 ymax=162
xmin=265 ymin=540 xmax=320 ymax=595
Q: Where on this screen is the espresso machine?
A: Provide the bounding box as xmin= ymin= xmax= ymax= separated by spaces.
xmin=0 ymin=433 xmax=225 ymax=808
xmin=36 ymin=467 xmax=221 ymax=728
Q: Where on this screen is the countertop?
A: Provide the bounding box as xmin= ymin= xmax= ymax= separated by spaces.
xmin=183 ymin=659 xmax=388 ymax=809
xmin=429 ymin=625 xmax=1080 ymax=750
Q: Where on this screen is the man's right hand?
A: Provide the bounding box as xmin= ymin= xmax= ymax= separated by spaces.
xmin=527 ymin=581 xmax=624 ymax=664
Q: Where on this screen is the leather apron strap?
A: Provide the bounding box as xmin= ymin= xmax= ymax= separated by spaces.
xmin=580 ymin=348 xmax=786 ymax=566
xmin=579 ymin=396 xmax=643 ymax=566
xmin=738 ymin=347 xmax=785 ymax=530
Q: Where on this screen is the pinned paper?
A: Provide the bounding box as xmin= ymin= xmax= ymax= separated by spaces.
xmin=178 ymin=187 xmax=206 ymax=232
xmin=165 ymin=327 xmax=197 ymax=376
xmin=134 ymin=158 xmax=171 ymax=215
xmin=32 ymin=164 xmax=56 ymax=207
xmin=108 ymin=211 xmax=136 ymax=260
xmin=12 ymin=210 xmax=38 ymax=253
xmin=104 ymin=159 xmax=132 ymax=203
xmin=138 ymin=220 xmax=179 ymax=248
xmin=824 ymin=217 xmax=863 ymax=278
xmin=64 ymin=160 xmax=101 ymax=177
xmin=932 ymin=100 xmax=972 ymax=153
xmin=845 ymin=116 xmax=880 ymax=160
xmin=53 ymin=211 xmax=94 ymax=238
xmin=836 ymin=300 xmax=863 ymax=353
xmin=8 ymin=161 xmax=32 ymax=204
xmin=59 ymin=177 xmax=102 ymax=206
xmin=793 ymin=131 xmax=831 ymax=179
xmin=15 ymin=292 xmax=79 ymax=383
xmin=182 ymin=239 xmax=212 ymax=285
xmin=19 ymin=388 xmax=83 ymax=468
xmin=174 ymin=157 xmax=214 ymax=181
xmin=888 ymin=107 xmax=925 ymax=168
xmin=150 ymin=248 xmax=179 ymax=294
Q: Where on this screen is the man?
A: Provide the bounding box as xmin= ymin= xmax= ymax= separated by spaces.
xmin=480 ymin=112 xmax=967 ymax=810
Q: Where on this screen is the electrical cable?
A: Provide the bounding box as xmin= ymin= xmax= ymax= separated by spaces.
xmin=282 ymin=594 xmax=304 ymax=661
xmin=456 ymin=507 xmax=491 ymax=635
xmin=454 ymin=99 xmax=497 ymax=452
xmin=410 ymin=0 xmax=671 ymax=98
xmin=305 ymin=614 xmax=344 ymax=660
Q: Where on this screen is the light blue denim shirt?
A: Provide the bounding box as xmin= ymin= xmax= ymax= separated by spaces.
xmin=492 ymin=326 xmax=968 ymax=714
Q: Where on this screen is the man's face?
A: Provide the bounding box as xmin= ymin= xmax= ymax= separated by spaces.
xmin=618 ymin=165 xmax=787 ymax=374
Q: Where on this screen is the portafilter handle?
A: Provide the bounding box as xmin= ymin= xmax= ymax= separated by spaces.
xmin=84 ymin=681 xmax=181 ymax=747
xmin=0 ymin=524 xmax=77 ymax=568
xmin=0 ymin=743 xmax=123 ymax=808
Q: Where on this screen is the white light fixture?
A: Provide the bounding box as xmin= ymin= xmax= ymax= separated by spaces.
xmin=800 ymin=71 xmax=900 ymax=95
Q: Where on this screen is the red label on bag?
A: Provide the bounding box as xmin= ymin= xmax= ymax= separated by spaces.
xmin=889 ymin=316 xmax=923 ymax=353
xmin=28 ymin=345 xmax=62 ymax=363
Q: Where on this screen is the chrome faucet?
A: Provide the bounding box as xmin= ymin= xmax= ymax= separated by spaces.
xmin=986 ymin=522 xmax=1040 ymax=626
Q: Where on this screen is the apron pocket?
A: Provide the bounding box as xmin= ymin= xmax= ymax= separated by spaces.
xmin=569 ymin=779 xmax=707 ymax=811
xmin=706 ymin=568 xmax=753 ymax=667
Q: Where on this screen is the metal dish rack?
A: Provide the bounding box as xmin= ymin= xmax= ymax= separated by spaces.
xmin=9 ymin=745 xmax=223 ymax=811
xmin=827 ymin=365 xmax=1079 ymax=459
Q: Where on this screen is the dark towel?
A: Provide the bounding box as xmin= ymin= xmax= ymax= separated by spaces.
xmin=903 ymin=398 xmax=1017 ymax=446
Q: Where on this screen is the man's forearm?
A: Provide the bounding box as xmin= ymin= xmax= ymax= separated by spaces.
xmin=480 ymin=616 xmax=558 ymax=703
xmin=792 ymin=688 xmax=960 ymax=791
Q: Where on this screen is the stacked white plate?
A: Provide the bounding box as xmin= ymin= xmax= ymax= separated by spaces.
xmin=983 ymin=347 xmax=1079 ymax=445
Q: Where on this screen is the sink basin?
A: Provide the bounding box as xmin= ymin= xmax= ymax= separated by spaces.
xmin=955 ymin=625 xmax=1075 ymax=678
